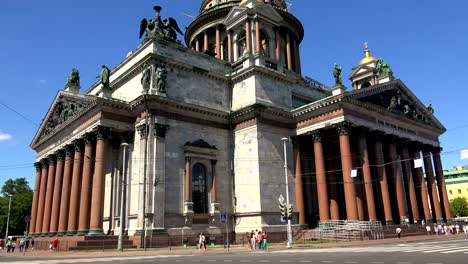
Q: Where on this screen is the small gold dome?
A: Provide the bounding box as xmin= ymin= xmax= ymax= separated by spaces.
xmin=359 ymin=42 xmax=378 ymax=65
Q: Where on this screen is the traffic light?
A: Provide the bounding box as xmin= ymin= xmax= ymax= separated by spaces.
xmin=279 ymin=203 xmax=286 ymax=221
xmin=287 ymin=204 xmax=293 ymax=220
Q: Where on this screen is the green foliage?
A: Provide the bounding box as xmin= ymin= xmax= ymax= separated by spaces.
xmin=1 ymin=178 xmax=31 ymax=196
xmin=450 ymin=197 xmax=468 ymax=217
xmin=0 ymin=178 xmax=33 ymax=237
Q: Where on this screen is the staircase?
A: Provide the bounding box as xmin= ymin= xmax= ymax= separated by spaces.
xmin=69 ymin=235 xmax=137 ymax=250
xmin=381 ymin=225 xmax=427 ymax=238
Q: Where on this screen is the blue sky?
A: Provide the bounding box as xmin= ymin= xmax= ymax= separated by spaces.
xmin=0 ymin=0 xmax=467 ymax=188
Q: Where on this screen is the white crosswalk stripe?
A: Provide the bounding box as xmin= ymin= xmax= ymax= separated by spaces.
xmin=273 ymin=239 xmax=468 ymax=255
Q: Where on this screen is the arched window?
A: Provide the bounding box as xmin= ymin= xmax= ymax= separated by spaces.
xmin=192 ymin=163 xmax=208 ymax=214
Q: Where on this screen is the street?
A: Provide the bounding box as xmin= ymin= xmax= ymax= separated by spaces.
xmin=2 ymin=238 xmax=468 ymax=264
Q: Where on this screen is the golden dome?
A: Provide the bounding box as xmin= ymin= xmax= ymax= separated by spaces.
xmin=359 ymin=42 xmax=378 ymax=65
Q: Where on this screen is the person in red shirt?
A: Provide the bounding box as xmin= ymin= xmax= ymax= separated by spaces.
xmin=53 ymin=237 xmax=59 ymax=251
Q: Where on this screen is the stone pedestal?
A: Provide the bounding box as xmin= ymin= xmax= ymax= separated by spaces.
xmin=331 ymin=84 xmax=346 ymax=96
xmin=183 ymin=202 xmax=194 ymax=227
xmin=210 ymin=202 xmax=220 ymax=226
xmin=65 ymin=84 xmax=80 ymax=93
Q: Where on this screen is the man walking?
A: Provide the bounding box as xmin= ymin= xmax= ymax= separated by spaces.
xmin=396 ymin=227 xmax=402 ymax=239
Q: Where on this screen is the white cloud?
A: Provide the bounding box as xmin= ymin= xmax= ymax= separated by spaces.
xmin=0 ymin=132 xmax=12 ymax=142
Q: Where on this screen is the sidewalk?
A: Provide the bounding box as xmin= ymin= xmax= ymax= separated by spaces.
xmin=3 ymin=233 xmax=467 ymax=260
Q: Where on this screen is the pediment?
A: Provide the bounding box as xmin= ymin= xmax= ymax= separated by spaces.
xmin=224 ymin=3 xmax=282 ymax=28
xmin=345 ymin=80 xmax=445 ymax=131
xmin=349 ymin=64 xmax=376 ymax=79
xmin=224 ymin=6 xmax=248 ymax=26
xmin=31 ymin=91 xmax=96 ymax=147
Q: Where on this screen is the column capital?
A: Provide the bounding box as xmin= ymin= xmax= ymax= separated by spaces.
xmin=34 ymin=162 xmax=42 ymax=171
xmin=55 ymin=149 xmax=65 ymax=161
xmin=432 ymin=147 xmax=443 ymax=155
xmin=310 ymin=131 xmax=322 ymax=143
xmin=137 ymin=124 xmax=148 ymax=139
xmin=335 ymin=121 xmax=351 ymax=136
xmin=83 ymin=132 xmax=96 ymax=146
xmin=290 ymin=136 xmax=300 ymax=147
xmin=73 ymin=139 xmax=84 ymax=152
xmin=48 ymin=154 xmax=57 ymax=164
xmin=41 ymin=158 xmax=49 ymax=167
xmin=64 ymin=145 xmax=74 ymax=157
xmin=154 ymin=123 xmax=169 ymax=139
xmin=95 ymin=126 xmax=111 ymax=140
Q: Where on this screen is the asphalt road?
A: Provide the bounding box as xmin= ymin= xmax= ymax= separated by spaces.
xmin=2 ymin=238 xmax=468 ymax=264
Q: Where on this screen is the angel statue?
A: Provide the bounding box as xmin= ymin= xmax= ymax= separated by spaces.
xmin=66 ymin=68 xmax=80 ymax=87
xmin=333 ymin=63 xmax=342 ymax=85
xmin=139 ymin=6 xmax=183 ymax=44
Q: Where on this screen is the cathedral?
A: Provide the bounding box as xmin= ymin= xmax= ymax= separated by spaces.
xmin=29 ymin=0 xmax=451 ymax=246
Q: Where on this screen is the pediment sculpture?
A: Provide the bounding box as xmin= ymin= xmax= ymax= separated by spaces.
xmin=41 ymin=98 xmax=88 ymax=139
xmin=358 ymin=89 xmax=431 ymax=125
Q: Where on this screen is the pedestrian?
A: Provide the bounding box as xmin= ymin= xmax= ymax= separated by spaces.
xmin=456 ymin=224 xmax=460 ymax=234
xmin=53 ymin=237 xmax=59 ymax=251
xmin=396 ymin=227 xmax=402 ymax=239
xmin=49 ymin=242 xmax=53 ymax=252
xmin=12 ymin=240 xmax=16 ymax=253
xmin=19 ymin=238 xmax=25 ymax=252
xmin=426 ymin=225 xmax=432 ymax=236
xmin=6 ymin=239 xmax=12 ymax=253
xmin=31 ymin=238 xmax=35 ymax=251
xmin=257 ymin=231 xmax=263 ymax=250
xmin=199 ymin=232 xmax=206 ymax=251
xmin=25 ymin=238 xmax=29 ymax=252
xmin=246 ymin=232 xmax=252 ymax=250
xmin=254 ymin=229 xmax=259 ymax=249
xmin=421 ymin=219 xmax=426 ymax=226
xmin=262 ymin=231 xmax=268 ymax=250
xmin=250 ymin=230 xmax=255 ymax=251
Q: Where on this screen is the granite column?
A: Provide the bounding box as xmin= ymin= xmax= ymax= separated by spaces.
xmin=312 ymin=132 xmax=330 ymax=221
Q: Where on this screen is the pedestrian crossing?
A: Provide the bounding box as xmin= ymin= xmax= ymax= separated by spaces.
xmin=6 ymin=255 xmax=191 ymax=264
xmin=274 ymin=241 xmax=468 ymax=255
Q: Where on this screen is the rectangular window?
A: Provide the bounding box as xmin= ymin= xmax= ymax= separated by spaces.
xmin=449 ymin=190 xmax=453 ymax=195
xmin=458 ymin=189 xmax=462 ymax=194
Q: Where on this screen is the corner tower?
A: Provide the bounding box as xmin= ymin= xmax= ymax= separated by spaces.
xmin=185 ymin=0 xmax=304 ymax=74
xmin=349 ymin=43 xmax=395 ymax=90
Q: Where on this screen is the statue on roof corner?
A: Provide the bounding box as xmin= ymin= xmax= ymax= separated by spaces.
xmin=139 ymin=6 xmax=183 ymax=44
xmin=333 ymin=63 xmax=343 ymax=85
xmin=66 ymin=68 xmax=80 ymax=87
xmin=376 ymin=59 xmax=393 ymax=78
xmin=427 ymin=103 xmax=435 ymax=114
xmin=99 ymin=65 xmax=111 ymax=90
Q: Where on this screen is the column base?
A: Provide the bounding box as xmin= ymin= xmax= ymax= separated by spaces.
xmin=57 ymin=231 xmax=67 ymax=237
xmin=426 ymin=219 xmax=434 ymax=224
xmin=40 ymin=233 xmax=47 ymax=237
xmin=47 ymin=232 xmax=56 ymax=237
xmin=88 ymin=229 xmax=105 ymax=236
xmin=436 ymin=218 xmax=445 ymax=224
xmin=77 ymin=230 xmax=89 ymax=236
xmin=145 ymin=228 xmax=167 ymax=236
xmin=385 ymin=220 xmax=395 ymax=225
xmin=66 ymin=231 xmax=77 ymax=236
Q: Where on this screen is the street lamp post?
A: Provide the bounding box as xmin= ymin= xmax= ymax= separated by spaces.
xmin=118 ymin=143 xmax=129 ymax=251
xmin=5 ymin=194 xmax=13 ymax=241
xmin=281 ymin=137 xmax=293 ymax=248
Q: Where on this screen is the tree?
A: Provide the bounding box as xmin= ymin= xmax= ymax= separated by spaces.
xmin=0 ymin=178 xmax=33 ymax=237
xmin=1 ymin=178 xmax=31 ymax=196
xmin=450 ymin=197 xmax=468 ymax=218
